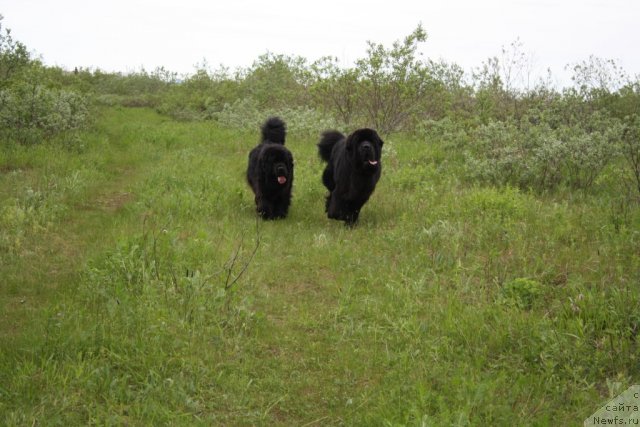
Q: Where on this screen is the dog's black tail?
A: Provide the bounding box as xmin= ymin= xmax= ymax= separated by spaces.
xmin=318 ymin=130 xmax=344 ymax=163
xmin=261 ymin=117 xmax=286 ymax=145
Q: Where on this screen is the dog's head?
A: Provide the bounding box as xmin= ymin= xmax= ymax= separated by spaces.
xmin=346 ymin=128 xmax=383 ymax=172
xmin=262 ymin=145 xmax=294 ymax=187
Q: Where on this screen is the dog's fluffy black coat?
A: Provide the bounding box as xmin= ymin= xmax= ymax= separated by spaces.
xmin=318 ymin=128 xmax=383 ymax=225
xmin=247 ymin=117 xmax=294 ymax=219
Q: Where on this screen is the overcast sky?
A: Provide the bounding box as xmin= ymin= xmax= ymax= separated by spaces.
xmin=1 ymin=0 xmax=639 ymax=86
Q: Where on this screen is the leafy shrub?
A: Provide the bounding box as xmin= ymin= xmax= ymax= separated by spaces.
xmin=157 ymin=55 xmax=313 ymax=122
xmin=0 ymin=19 xmax=89 ymax=145
xmin=88 ymin=67 xmax=175 ymax=109
xmin=620 ymin=114 xmax=640 ymax=195
xmin=465 ymin=114 xmax=622 ymax=191
xmin=93 ymin=93 xmax=161 ymax=108
xmin=156 ymin=67 xmax=241 ymax=121
xmin=311 ymin=25 xmax=461 ymax=132
xmin=415 ymin=117 xmax=470 ymax=148
xmin=354 ymin=25 xmax=432 ymax=133
xmin=241 ymin=53 xmax=311 ymax=109
xmin=310 ymin=58 xmax=361 ymax=127
xmin=558 ymin=122 xmax=622 ymax=189
xmin=211 ymin=97 xmax=338 ymax=136
xmin=465 ymin=120 xmax=527 ymax=187
xmin=0 ymin=79 xmax=89 ymax=145
xmin=0 ymin=16 xmax=30 ymax=87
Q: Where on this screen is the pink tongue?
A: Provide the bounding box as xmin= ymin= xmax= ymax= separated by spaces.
xmin=277 ymin=176 xmax=287 ymax=184
xmin=369 ymin=160 xmax=378 ymax=165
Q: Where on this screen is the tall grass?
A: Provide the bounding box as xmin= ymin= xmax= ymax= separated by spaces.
xmin=1 ymin=107 xmax=638 ymax=425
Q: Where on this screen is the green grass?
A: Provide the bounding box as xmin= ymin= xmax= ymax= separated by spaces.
xmin=1 ymin=107 xmax=639 ymax=425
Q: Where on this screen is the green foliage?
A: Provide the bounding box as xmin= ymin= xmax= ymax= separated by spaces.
xmin=2 ymin=107 xmax=640 ymax=425
xmin=465 ymin=112 xmax=623 ymax=191
xmin=156 ymin=54 xmax=312 ymax=122
xmin=310 ymin=25 xmax=463 ymax=132
xmin=415 ymin=116 xmax=470 ymax=148
xmin=0 ymin=15 xmax=30 ymax=86
xmin=620 ymin=114 xmax=640 ymax=195
xmin=498 ymin=278 xmax=544 ymax=309
xmin=90 ymin=67 xmax=175 ymax=108
xmin=0 ymin=187 xmax=62 ymax=255
xmin=4 ymin=17 xmax=635 ymax=184
xmin=83 ymin=224 xmax=258 ymax=328
xmin=310 ymin=56 xmax=360 ymax=126
xmin=212 ymin=97 xmax=337 ymax=135
xmin=597 ymin=82 xmax=640 ymax=120
xmin=0 ymin=19 xmax=89 ymax=145
xmin=355 ymin=24 xmax=432 ymax=133
xmin=156 ymin=65 xmax=241 ymax=120
xmin=241 ymin=53 xmax=311 ymax=109
xmin=0 ymin=77 xmax=89 ymax=145
xmin=569 ymin=55 xmax=630 ymax=97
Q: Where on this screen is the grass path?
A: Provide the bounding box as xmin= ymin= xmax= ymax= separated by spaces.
xmin=0 ymin=108 xmax=163 ymax=340
xmin=1 ymin=174 xmax=135 ymax=339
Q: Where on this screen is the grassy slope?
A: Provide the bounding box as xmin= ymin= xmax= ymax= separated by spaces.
xmin=1 ymin=107 xmax=638 ymax=425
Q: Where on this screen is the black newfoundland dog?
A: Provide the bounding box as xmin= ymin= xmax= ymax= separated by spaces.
xmin=318 ymin=128 xmax=383 ymax=225
xmin=246 ymin=117 xmax=294 ymax=219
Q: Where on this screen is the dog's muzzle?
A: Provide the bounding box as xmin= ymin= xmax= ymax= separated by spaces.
xmin=360 ymin=142 xmax=378 ymax=166
xmin=276 ymin=165 xmax=288 ymax=184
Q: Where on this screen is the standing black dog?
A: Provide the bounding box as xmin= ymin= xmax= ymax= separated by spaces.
xmin=247 ymin=117 xmax=294 ymax=219
xmin=318 ymin=128 xmax=383 ymax=225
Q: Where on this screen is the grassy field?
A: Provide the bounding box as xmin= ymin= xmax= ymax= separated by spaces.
xmin=1 ymin=106 xmax=639 ymax=425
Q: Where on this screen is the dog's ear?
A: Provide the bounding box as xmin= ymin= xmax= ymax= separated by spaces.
xmin=287 ymin=151 xmax=294 ymax=170
xmin=345 ymin=134 xmax=356 ymax=153
xmin=260 ymin=152 xmax=271 ymax=176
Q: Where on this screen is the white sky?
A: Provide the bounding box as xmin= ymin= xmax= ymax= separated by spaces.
xmin=1 ymin=0 xmax=639 ymax=86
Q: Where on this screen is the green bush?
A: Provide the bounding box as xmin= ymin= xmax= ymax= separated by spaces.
xmin=154 ymin=67 xmax=242 ymax=121
xmin=415 ymin=117 xmax=470 ymax=148
xmin=464 ymin=120 xmax=528 ymax=187
xmin=465 ymin=113 xmax=622 ymax=191
xmin=241 ymin=53 xmax=311 ymax=109
xmin=558 ymin=121 xmax=622 ymax=189
xmin=0 ymin=82 xmax=89 ymax=145
xmin=212 ymin=97 xmax=338 ymax=136
xmin=0 ymin=15 xmax=30 ymax=87
xmin=620 ymin=114 xmax=640 ymax=195
xmin=0 ymin=19 xmax=89 ymax=145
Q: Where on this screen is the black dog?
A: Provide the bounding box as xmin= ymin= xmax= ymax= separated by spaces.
xmin=318 ymin=128 xmax=383 ymax=225
xmin=247 ymin=117 xmax=294 ymax=219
